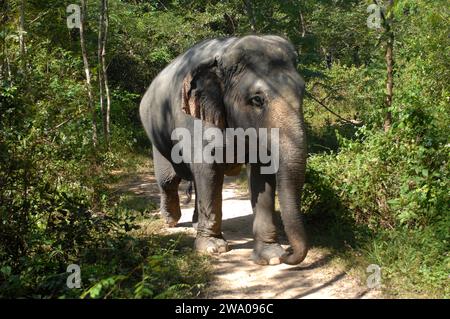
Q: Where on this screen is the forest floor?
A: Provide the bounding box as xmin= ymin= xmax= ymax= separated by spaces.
xmin=114 ymin=163 xmax=383 ymax=299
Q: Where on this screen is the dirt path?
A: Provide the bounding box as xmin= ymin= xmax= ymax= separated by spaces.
xmin=120 ymin=171 xmax=382 ymax=299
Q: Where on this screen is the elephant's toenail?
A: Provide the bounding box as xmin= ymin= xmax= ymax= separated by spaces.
xmin=269 ymin=257 xmax=281 ymax=265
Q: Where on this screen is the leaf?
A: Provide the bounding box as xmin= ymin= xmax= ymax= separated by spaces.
xmin=0 ymin=266 xmax=12 ymax=277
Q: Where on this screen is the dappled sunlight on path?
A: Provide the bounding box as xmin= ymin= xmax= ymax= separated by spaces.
xmin=126 ymin=171 xmax=382 ymax=299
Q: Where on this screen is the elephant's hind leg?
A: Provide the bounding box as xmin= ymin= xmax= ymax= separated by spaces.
xmin=153 ymin=146 xmax=181 ymax=227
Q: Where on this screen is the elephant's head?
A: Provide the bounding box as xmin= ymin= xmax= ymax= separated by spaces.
xmin=181 ymin=35 xmax=308 ymax=265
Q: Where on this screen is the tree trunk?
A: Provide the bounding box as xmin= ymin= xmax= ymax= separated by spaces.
xmin=98 ymin=0 xmax=111 ymax=148
xmin=0 ymin=0 xmax=9 ymax=81
xmin=224 ymin=13 xmax=236 ymax=35
xmin=243 ymin=0 xmax=256 ymax=32
xmin=102 ymin=0 xmax=111 ymax=148
xmin=385 ymin=36 xmax=393 ymax=131
xmin=98 ymin=0 xmax=106 ymax=142
xmin=299 ymin=6 xmax=306 ymax=38
xmin=383 ymin=0 xmax=394 ymax=132
xmin=80 ymin=0 xmax=98 ymax=148
xmin=18 ymin=0 xmax=26 ymax=72
xmin=5 ymin=55 xmax=12 ymax=81
xmin=19 ymin=0 xmax=25 ymax=56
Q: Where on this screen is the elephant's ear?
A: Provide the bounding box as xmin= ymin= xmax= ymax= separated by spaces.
xmin=181 ymin=57 xmax=226 ymax=129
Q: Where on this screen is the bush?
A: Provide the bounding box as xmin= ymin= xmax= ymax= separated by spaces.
xmin=303 ymin=124 xmax=449 ymax=297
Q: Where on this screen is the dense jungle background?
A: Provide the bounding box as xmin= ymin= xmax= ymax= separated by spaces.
xmin=0 ymin=0 xmax=448 ymax=298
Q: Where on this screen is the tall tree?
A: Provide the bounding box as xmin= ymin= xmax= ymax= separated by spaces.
xmin=18 ymin=0 xmax=26 ymax=71
xmin=102 ymin=0 xmax=111 ymax=148
xmin=98 ymin=0 xmax=111 ymax=148
xmin=18 ymin=0 xmax=25 ymax=55
xmin=299 ymin=3 xmax=307 ymax=38
xmin=381 ymin=0 xmax=395 ymax=131
xmin=243 ymin=0 xmax=256 ymax=31
xmin=98 ymin=0 xmax=105 ymax=142
xmin=80 ymin=0 xmax=98 ymax=148
xmin=0 ymin=0 xmax=11 ymax=81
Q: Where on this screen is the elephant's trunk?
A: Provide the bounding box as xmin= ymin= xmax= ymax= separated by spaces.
xmin=273 ymin=104 xmax=308 ymax=265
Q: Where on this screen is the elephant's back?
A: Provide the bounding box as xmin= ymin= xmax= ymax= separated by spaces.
xmin=150 ymin=37 xmax=237 ymax=103
xmin=140 ymin=37 xmax=237 ymax=154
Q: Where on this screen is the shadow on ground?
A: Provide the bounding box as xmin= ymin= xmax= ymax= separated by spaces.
xmin=117 ymin=161 xmax=379 ymax=299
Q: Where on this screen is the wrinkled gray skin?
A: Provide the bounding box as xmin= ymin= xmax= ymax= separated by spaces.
xmin=140 ymin=35 xmax=308 ymax=265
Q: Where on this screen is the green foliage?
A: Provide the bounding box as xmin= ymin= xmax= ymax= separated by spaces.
xmin=300 ymin=1 xmax=449 ymax=297
xmin=366 ymin=228 xmax=449 ymax=298
xmin=74 ymin=234 xmax=209 ymax=299
xmin=1 ymin=0 xmax=448 ymax=298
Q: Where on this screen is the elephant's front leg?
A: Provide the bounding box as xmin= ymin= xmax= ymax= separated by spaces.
xmin=248 ymin=165 xmax=286 ymax=265
xmin=192 ymin=164 xmax=229 ymax=254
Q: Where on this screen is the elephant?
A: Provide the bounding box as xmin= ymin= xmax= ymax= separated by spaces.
xmin=139 ymin=35 xmax=308 ymax=265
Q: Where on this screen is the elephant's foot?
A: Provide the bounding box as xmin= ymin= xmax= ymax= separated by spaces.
xmin=160 ymin=210 xmax=181 ymax=228
xmin=195 ymin=235 xmax=230 ymax=254
xmin=252 ymin=242 xmax=286 ymax=265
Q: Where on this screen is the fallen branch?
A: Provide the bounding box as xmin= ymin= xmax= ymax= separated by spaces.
xmin=305 ymin=91 xmax=363 ymax=125
xmin=46 ymin=109 xmax=85 ymax=135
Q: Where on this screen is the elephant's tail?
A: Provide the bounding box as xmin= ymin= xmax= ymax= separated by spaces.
xmin=183 ymin=181 xmax=194 ymax=204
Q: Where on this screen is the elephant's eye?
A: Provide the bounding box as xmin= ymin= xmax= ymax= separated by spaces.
xmin=249 ymin=95 xmax=265 ymax=107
